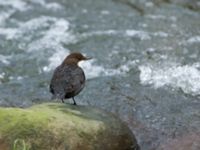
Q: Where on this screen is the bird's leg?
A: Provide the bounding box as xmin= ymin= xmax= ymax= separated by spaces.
xmin=72 ymin=97 xmax=77 ymax=105
xmin=61 ymin=99 xmax=64 ymax=103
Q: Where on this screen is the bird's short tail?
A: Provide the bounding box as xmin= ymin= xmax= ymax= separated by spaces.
xmin=135 ymin=144 xmax=140 ymax=150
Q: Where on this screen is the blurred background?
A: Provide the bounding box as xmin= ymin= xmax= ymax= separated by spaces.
xmin=0 ymin=0 xmax=200 ymax=149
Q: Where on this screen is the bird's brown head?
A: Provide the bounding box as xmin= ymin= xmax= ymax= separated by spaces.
xmin=62 ymin=52 xmax=91 ymax=65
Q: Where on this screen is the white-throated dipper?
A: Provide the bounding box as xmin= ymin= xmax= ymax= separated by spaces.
xmin=49 ymin=52 xmax=91 ymax=105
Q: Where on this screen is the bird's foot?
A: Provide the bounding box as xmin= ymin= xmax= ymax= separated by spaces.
xmin=72 ymin=97 xmax=77 ymax=105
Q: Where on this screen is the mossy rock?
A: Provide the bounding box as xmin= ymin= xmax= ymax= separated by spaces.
xmin=0 ymin=103 xmax=139 ymax=150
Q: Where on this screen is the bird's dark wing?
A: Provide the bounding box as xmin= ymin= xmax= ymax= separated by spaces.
xmin=60 ymin=65 xmax=85 ymax=97
xmin=50 ymin=65 xmax=85 ymax=99
xmin=50 ymin=66 xmax=68 ymax=99
xmin=69 ymin=66 xmax=85 ymax=95
xmin=49 ymin=83 xmax=54 ymax=94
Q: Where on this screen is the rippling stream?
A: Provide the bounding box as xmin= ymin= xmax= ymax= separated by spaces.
xmin=0 ymin=0 xmax=200 ymax=149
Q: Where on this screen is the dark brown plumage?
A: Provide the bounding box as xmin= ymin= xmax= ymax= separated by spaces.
xmin=49 ymin=52 xmax=91 ymax=105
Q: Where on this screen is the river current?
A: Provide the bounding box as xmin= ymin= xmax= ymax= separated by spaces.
xmin=0 ymin=0 xmax=200 ymax=149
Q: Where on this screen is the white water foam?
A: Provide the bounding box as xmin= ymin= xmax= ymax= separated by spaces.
xmin=0 ymin=0 xmax=29 ymax=11
xmin=101 ymin=10 xmax=110 ymax=15
xmin=0 ymin=28 xmax=17 ymax=39
xmin=152 ymin=31 xmax=169 ymax=38
xmin=0 ymin=0 xmax=62 ymax=12
xmin=81 ymin=29 xmax=151 ymax=40
xmin=0 ymin=72 xmax=5 ymax=79
xmin=179 ymin=36 xmax=200 ymax=46
xmin=27 ymin=17 xmax=75 ymax=52
xmin=4 ymin=16 xmax=76 ymax=52
xmin=0 ymin=10 xmax=16 ymax=26
xmin=1 ymin=16 xmax=55 ymax=40
xmin=81 ymin=29 xmax=168 ymax=41
xmin=0 ymin=55 xmax=11 ymax=65
xmin=43 ymin=49 xmax=69 ymax=72
xmin=139 ymin=63 xmax=200 ymax=96
xmin=79 ymin=60 xmax=129 ymax=79
xmin=146 ymin=15 xmax=177 ymax=22
xmin=42 ymin=50 xmax=120 ymax=79
xmin=31 ymin=0 xmax=63 ymax=10
xmin=80 ymin=59 xmax=138 ymax=79
xmin=125 ymin=30 xmax=151 ymax=40
xmin=79 ymin=60 xmax=116 ymax=79
xmin=45 ymin=2 xmax=63 ymax=10
xmin=81 ymin=30 xmax=117 ymax=38
xmin=187 ymin=36 xmax=200 ymax=44
xmin=146 ymin=15 xmax=166 ymax=20
xmin=0 ymin=72 xmax=5 ymax=84
xmin=43 ymin=50 xmax=138 ymax=79
xmin=19 ymin=16 xmax=54 ymax=31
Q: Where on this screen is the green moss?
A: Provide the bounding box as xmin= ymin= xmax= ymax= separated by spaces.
xmin=0 ymin=103 xmax=137 ymax=150
xmin=0 ymin=107 xmax=57 ymax=150
xmin=13 ymin=139 xmax=30 ymax=150
xmin=0 ymin=108 xmax=48 ymax=134
xmin=0 ymin=103 xmax=104 ymax=150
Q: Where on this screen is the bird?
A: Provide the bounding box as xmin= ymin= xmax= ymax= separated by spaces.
xmin=49 ymin=52 xmax=91 ymax=105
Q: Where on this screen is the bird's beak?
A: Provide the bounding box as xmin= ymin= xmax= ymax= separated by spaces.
xmin=84 ymin=57 xmax=92 ymax=60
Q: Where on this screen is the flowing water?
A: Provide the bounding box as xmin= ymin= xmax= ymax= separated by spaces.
xmin=0 ymin=0 xmax=200 ymax=149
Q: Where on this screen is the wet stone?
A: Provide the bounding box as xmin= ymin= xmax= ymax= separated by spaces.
xmin=0 ymin=103 xmax=140 ymax=150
